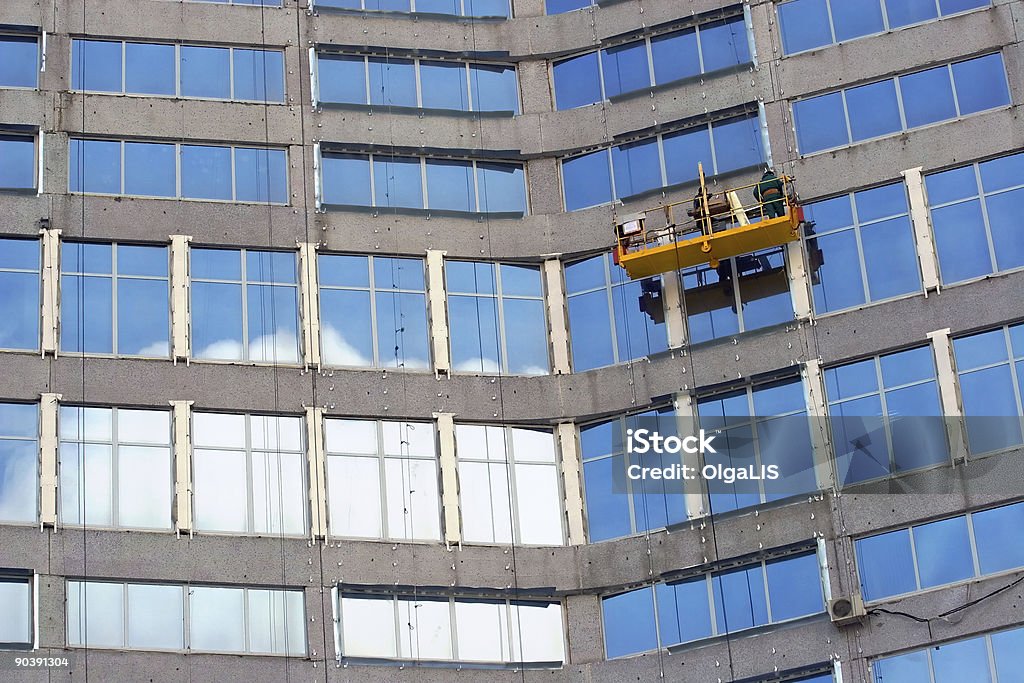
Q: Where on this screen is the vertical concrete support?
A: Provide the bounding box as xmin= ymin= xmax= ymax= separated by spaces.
xmin=555 ymin=423 xmax=586 ymax=545
xmin=787 ymin=241 xmax=813 ymax=319
xmin=902 ymin=167 xmax=941 ymax=292
xmin=39 ymin=393 xmax=61 ymax=527
xmin=40 ymin=228 xmax=60 ymax=356
xmin=542 ymin=259 xmax=573 ymax=373
xmin=801 ymin=359 xmax=836 ymax=491
xmin=170 ymin=400 xmax=194 ymax=535
xmin=305 ymin=406 xmax=328 ymax=539
xmin=426 ymin=250 xmax=451 ymax=378
xmin=434 ymin=412 xmax=461 ymax=546
xmin=673 ymin=393 xmax=705 ymax=519
xmin=662 ymin=272 xmax=687 ymax=349
xmin=927 ymin=328 xmax=969 ymax=461
xmin=170 ymin=235 xmax=192 ymax=364
xmin=298 ymin=242 xmax=322 ymax=370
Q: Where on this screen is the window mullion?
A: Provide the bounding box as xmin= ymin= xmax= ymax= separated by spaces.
xmin=368 ymin=256 xmax=380 ymax=367
xmin=974 ymin=164 xmax=999 ymax=274
xmin=377 ymin=420 xmax=389 ymax=539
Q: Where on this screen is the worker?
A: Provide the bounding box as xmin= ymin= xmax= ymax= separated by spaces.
xmin=754 ymin=168 xmax=786 ymax=219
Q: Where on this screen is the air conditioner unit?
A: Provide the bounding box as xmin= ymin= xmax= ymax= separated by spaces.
xmin=828 ymin=594 xmax=866 ymax=627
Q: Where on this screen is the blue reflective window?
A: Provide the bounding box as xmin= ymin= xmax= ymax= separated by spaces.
xmin=0 ymin=34 xmax=37 ymax=88
xmin=972 ymin=502 xmax=1024 ymax=574
xmin=993 ymin=626 xmax=1024 ymax=681
xmin=913 ymin=516 xmax=974 ymax=588
xmin=875 ymin=632 xmax=1001 ymax=683
xmin=421 ymin=61 xmax=467 ymax=110
xmin=373 ymin=156 xmax=423 ymax=209
xmin=872 ymin=650 xmax=930 ymax=682
xmin=856 ymin=528 xmax=917 ymax=601
xmin=322 ymin=153 xmax=372 ymax=206
xmin=234 ymin=49 xmax=285 ymax=102
xmin=0 ymin=134 xmax=36 ymax=190
xmin=651 ymin=29 xmax=700 ymax=84
xmin=0 ymin=402 xmax=39 ymax=523
xmin=235 ymin=148 xmax=288 ymax=204
xmin=846 ymin=80 xmax=901 ymax=142
xmin=932 ymin=637 xmax=992 ymax=683
xmin=793 ymin=92 xmax=848 ymax=153
xmin=124 ymin=42 xmax=175 ymax=95
xmin=602 ymin=588 xmax=657 ymax=658
xmin=477 ymin=162 xmax=526 ymax=214
xmin=124 ymin=142 xmax=176 ymax=197
xmin=899 ymin=66 xmax=956 ymax=128
xmin=662 ymin=126 xmax=712 ymax=186
xmin=832 ymin=0 xmax=885 ymax=42
xmin=545 ymin=0 xmax=592 ymax=14
xmin=552 ymin=52 xmax=601 ymax=110
xmin=60 ymin=242 xmax=169 ymax=357
xmin=700 ymin=17 xmax=750 ymax=73
xmin=611 ymin=138 xmax=661 ymax=198
xmin=318 ymin=54 xmax=367 ymax=105
xmin=470 ymin=64 xmax=518 ymax=113
xmin=0 ymin=238 xmax=40 ymax=351
xmin=765 ymin=553 xmax=824 ymax=622
xmin=712 ymin=115 xmax=764 ymax=171
xmin=601 ymin=42 xmax=650 ymax=99
xmin=368 ymin=58 xmax=416 ymax=108
xmin=180 ymin=145 xmax=232 ymax=200
xmin=72 ymin=39 xmax=121 ymax=92
xmin=562 ymin=150 xmax=611 ymax=211
xmin=180 ymin=46 xmax=230 ymax=99
xmin=953 ymin=53 xmax=1010 ymax=115
xmin=954 ymin=323 xmax=1024 ymax=454
xmin=886 ymin=0 xmax=938 ymax=28
xmin=655 ymin=578 xmax=713 ymax=646
xmin=69 ymin=139 xmax=120 ymax=195
xmin=425 ymin=159 xmax=473 ymax=212
xmin=778 ymin=0 xmax=832 ymax=54
xmin=191 ymin=248 xmax=300 ymax=363
xmin=713 ymin=565 xmax=768 ymax=632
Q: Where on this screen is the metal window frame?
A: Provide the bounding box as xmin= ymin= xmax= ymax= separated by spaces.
xmin=0 ymin=402 xmax=40 ymax=526
xmin=0 ymin=235 xmax=42 ymax=352
xmin=0 ymin=570 xmax=36 ymax=650
xmin=952 ymin=324 xmax=1024 ymax=453
xmin=0 ymin=129 xmax=40 ymax=192
xmin=0 ymin=31 xmax=41 ymax=89
xmin=869 ymin=621 xmax=1014 ymax=682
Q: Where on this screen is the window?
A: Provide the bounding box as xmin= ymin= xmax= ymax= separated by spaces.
xmin=825 ymin=347 xmax=946 ymax=485
xmin=696 ymin=378 xmax=817 ymax=515
xmin=0 ymin=33 xmax=38 ymax=88
xmin=545 ymin=0 xmax=592 ymax=14
xmin=337 ymin=593 xmax=565 ymax=664
xmin=72 ymin=39 xmax=284 ymax=102
xmin=69 ymin=139 xmax=288 ymax=203
xmin=0 ymin=403 xmax=38 ymax=524
xmin=191 ymin=412 xmax=307 ymax=535
xmin=561 ymin=113 xmax=764 ymax=210
xmin=190 ymin=248 xmax=300 ymax=363
xmin=777 ymin=0 xmax=989 ymax=55
xmin=856 ymin=501 xmax=1024 ymax=602
xmin=189 ymin=0 xmax=282 ymax=5
xmin=580 ymin=406 xmax=686 ymax=542
xmin=446 ymin=261 xmax=549 ymax=375
xmin=565 ymin=254 xmax=668 ymax=371
xmin=0 ymin=132 xmax=37 ymax=191
xmin=872 ymin=625 xmax=1024 ymax=682
xmin=953 ymin=322 xmax=1024 ymax=454
xmin=318 ymin=254 xmax=429 ymax=369
xmin=67 ymin=580 xmax=305 ymax=655
xmin=455 ymin=425 xmax=564 ymax=546
xmin=552 ymin=16 xmax=750 ymax=109
xmin=794 ymin=53 xmax=1010 ymax=154
xmin=320 ymin=151 xmax=527 ymax=215
xmin=0 ymin=571 xmax=33 ymax=650
xmin=60 ymin=242 xmax=170 ymax=357
xmin=318 ymin=53 xmax=518 ymax=113
xmin=602 ymin=550 xmax=824 ymax=658
xmin=682 ymin=246 xmax=793 ymax=343
xmin=926 ymin=152 xmax=1024 ymax=284
xmin=803 ymin=183 xmax=920 ymax=313
xmin=59 ymin=406 xmax=172 ymax=529
xmin=313 ymin=0 xmax=510 ymax=18
xmin=325 ymin=418 xmax=441 ymax=541
xmin=0 ymin=237 xmax=40 ymax=351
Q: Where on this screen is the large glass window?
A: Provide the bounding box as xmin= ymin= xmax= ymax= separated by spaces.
xmin=0 ymin=237 xmax=40 ymax=351
xmin=856 ymin=500 xmax=1024 ymax=602
xmin=318 ymin=254 xmax=429 ymax=369
xmin=59 ymin=406 xmax=172 ymax=530
xmin=565 ymin=254 xmax=668 ymax=371
xmin=778 ymin=0 xmax=989 ymax=55
xmin=926 ymin=152 xmax=1024 ymax=284
xmin=0 ymin=403 xmax=38 ymax=524
xmin=313 ymin=0 xmax=509 ymax=18
xmin=0 ymin=34 xmax=38 ymax=88
xmin=318 ymin=52 xmax=518 ymax=113
xmin=561 ymin=113 xmax=764 ymax=210
xmin=70 ymin=139 xmax=288 ymax=203
xmin=953 ymin=322 xmax=1024 ymax=454
xmin=325 ymin=418 xmax=441 ymax=541
xmin=446 ymin=261 xmax=549 ymax=375
xmin=0 ymin=571 xmax=33 ymax=650
xmin=455 ymin=425 xmax=564 ymax=546
xmin=0 ymin=133 xmax=37 ymax=191
xmin=794 ymin=53 xmax=1009 ymax=154
xmin=60 ymin=242 xmax=170 ymax=357
xmin=873 ymin=625 xmax=1023 ymax=682
xmin=696 ymin=378 xmax=817 ymax=515
xmin=338 ymin=593 xmax=564 ymax=664
xmin=321 ymin=151 xmax=526 ymax=215
xmin=191 ymin=412 xmax=307 ymax=535
xmin=580 ymin=406 xmax=685 ymax=543
xmin=552 ymin=15 xmax=750 ymax=109
xmin=72 ymin=39 xmax=284 ymax=102
xmin=803 ymin=183 xmax=920 ymax=313
xmin=190 ymin=248 xmax=300 ymax=363
xmin=826 ymin=346 xmax=946 ymax=485
xmin=603 ymin=550 xmax=824 ymax=657
xmin=67 ymin=580 xmax=305 ymax=655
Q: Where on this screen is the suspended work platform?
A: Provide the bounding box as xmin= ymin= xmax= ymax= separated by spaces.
xmin=613 ymin=166 xmax=805 ymax=280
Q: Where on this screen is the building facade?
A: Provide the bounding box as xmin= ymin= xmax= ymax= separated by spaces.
xmin=1 ymin=0 xmax=1023 ymax=680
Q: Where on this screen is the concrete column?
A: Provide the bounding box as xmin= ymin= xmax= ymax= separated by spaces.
xmin=902 ymin=167 xmax=941 ymax=292
xmin=662 ymin=272 xmax=687 ymax=349
xmin=565 ymin=594 xmax=604 ymax=664
xmin=170 ymin=235 xmax=192 ymax=364
xmin=543 ymin=259 xmax=572 ymax=374
xmin=298 ymin=242 xmax=322 ymax=370
xmin=170 ymin=400 xmax=194 ymax=536
xmin=555 ymin=422 xmax=586 ymax=545
xmin=434 ymin=412 xmax=461 ymax=545
xmin=305 ymin=406 xmax=328 ymax=540
xmin=40 ymin=228 xmax=60 ymax=356
xmin=426 ymin=250 xmax=451 ymax=378
xmin=787 ymin=240 xmax=813 ymax=319
xmin=673 ymin=392 xmax=705 ymax=519
xmin=39 ymin=392 xmax=61 ymax=527
xmin=801 ymin=359 xmax=836 ymax=491
xmin=927 ymin=328 xmax=969 ymax=461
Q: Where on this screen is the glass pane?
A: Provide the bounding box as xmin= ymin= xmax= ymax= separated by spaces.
xmin=180 ymin=46 xmax=230 ymax=98
xmin=235 ymin=148 xmax=288 ymax=204
xmin=470 ymin=64 xmax=518 ymax=113
xmin=985 ymin=188 xmax=1024 ymax=272
xmin=832 ymin=0 xmax=884 ymax=42
xmin=449 ymin=295 xmax=500 ymax=372
xmin=900 ymin=66 xmax=956 ymax=128
xmin=0 ymin=35 xmax=38 ymax=88
xmin=778 ymin=0 xmax=832 ymax=54
xmin=420 ymin=61 xmax=467 ymax=110
xmin=181 ymin=145 xmax=233 ymax=200
xmin=251 ymin=451 xmax=305 ymax=534
xmin=327 ymin=455 xmax=382 ymax=537
xmin=477 ymin=162 xmax=526 ymax=214
xmin=700 ymin=17 xmax=751 ymax=72
xmin=992 ymin=627 xmax=1024 ymax=682
xmin=127 ymin=584 xmax=183 ymax=649
xmin=979 ymin=152 xmax=1024 ymax=193
xmin=396 ymin=597 xmax=452 ymax=659
xmin=193 ymin=449 xmax=248 ymax=532
xmin=602 ymin=588 xmax=657 ymax=658
xmin=320 ymin=288 xmax=373 ymax=366
xmin=885 ymin=0 xmax=938 ymax=28
xmin=563 ymin=150 xmax=612 ymax=211
xmin=0 ymin=580 xmax=31 ymax=643
xmin=953 ymin=54 xmax=1010 ymax=115
xmin=611 ymin=138 xmax=662 ymax=198
xmin=319 ymin=254 xmax=369 ymax=288
xmin=810 ymin=231 xmax=866 ymax=312
xmin=373 ymin=156 xmax=423 ymax=209
xmin=425 ymin=159 xmax=474 ymax=212
xmin=960 ymin=365 xmax=1022 ymax=453
xmin=652 ymin=29 xmax=700 ymax=82
xmin=546 ymin=0 xmax=591 ymax=13
xmin=233 ymin=49 xmax=285 ymax=102
xmin=515 ymin=463 xmax=562 ymax=544
xmin=856 ymin=529 xmax=917 ymax=600
xmin=953 ymin=328 xmax=1008 ymax=370
xmin=61 ymin=275 xmax=114 ymax=353
xmin=318 ymin=54 xmax=366 ymax=104
xmin=72 ymin=40 xmax=121 ymax=92
xmin=552 ymin=52 xmax=602 ymax=110
xmin=247 ymin=589 xmax=306 ymax=655
xmin=191 ymin=247 xmax=241 ymax=281
xmin=683 ymin=265 xmax=739 ymax=343
xmin=601 ymin=41 xmax=650 ymax=99
xmin=123 ymin=142 xmax=176 ymax=197
xmin=880 ymin=346 xmax=936 ymax=388
xmin=873 ymin=651 xmax=931 ymax=682
xmin=118 ymin=278 xmax=169 ymax=356
xmin=973 ymin=502 xmax=1024 ymax=574
xmin=67 ymin=581 xmax=123 ymax=647
xmin=503 ymin=298 xmax=549 ymax=375
xmin=69 ymin=139 xmax=120 ymax=194
xmin=735 ymin=248 xmax=793 ymax=331
xmin=654 ymin=578 xmax=712 ymax=646
xmin=0 ymin=271 xmax=40 ymax=351
xmin=191 ymin=281 xmax=243 ymax=360
xmin=913 ymin=516 xmax=975 ymax=588
xmin=125 ymin=42 xmax=175 ymax=95
xmin=341 ymin=596 xmax=396 ymax=658
xmin=940 ymin=0 xmax=989 ymax=12
xmin=192 ymin=412 xmax=246 ymax=449
xmin=932 ymin=636 xmax=992 ymax=683
xmin=510 ymin=603 xmax=563 ymax=663
xmin=793 ymin=92 xmax=848 ymax=153
xmin=765 ymin=553 xmax=823 ymax=621
xmin=846 ymin=79 xmax=901 ymax=141
xmin=189 ymin=587 xmax=245 ymax=652
xmin=568 ymin=289 xmax=614 ymax=370
xmin=322 ymin=153 xmax=372 ymax=206
xmin=454 ymin=600 xmax=507 ymax=662
xmin=712 ymin=116 xmax=764 ymax=172
xmin=583 ymin=455 xmax=631 ymax=541
xmin=375 ymin=291 xmax=430 ymax=369
xmin=860 ymin=216 xmax=920 ymax=301
xmin=712 ymin=564 xmax=768 ymax=633
xmin=384 ymin=457 xmax=441 ymax=540
xmin=368 ymin=58 xmax=416 ymax=107
xmin=0 ymin=440 xmax=38 ymax=523
xmin=926 ymin=165 xmax=980 ymax=205
xmin=931 ymin=199 xmax=992 ymax=283
xmin=246 ymin=284 xmax=299 ymax=363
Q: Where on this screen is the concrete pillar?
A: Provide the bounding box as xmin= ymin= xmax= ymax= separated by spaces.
xmin=674 ymin=392 xmax=705 ymax=519
xmin=39 ymin=393 xmax=60 ymax=527
xmin=170 ymin=235 xmax=192 ymax=364
xmin=426 ymin=250 xmax=451 ymax=378
xmin=927 ymin=328 xmax=969 ymax=461
xmin=801 ymin=359 xmax=836 ymax=491
xmin=305 ymin=406 xmax=328 ymax=540
xmin=40 ymin=228 xmax=60 ymax=356
xmin=298 ymin=242 xmax=322 ymax=370
xmin=662 ymin=272 xmax=687 ymax=349
xmin=555 ymin=422 xmax=586 ymax=545
xmin=543 ymin=259 xmax=573 ymax=374
xmin=787 ymin=240 xmax=813 ymax=319
xmin=902 ymin=167 xmax=941 ymax=293
xmin=434 ymin=412 xmax=460 ymax=545
xmin=170 ymin=400 xmax=194 ymax=536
